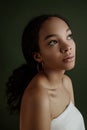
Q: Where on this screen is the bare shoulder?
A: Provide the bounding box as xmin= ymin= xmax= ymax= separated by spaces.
xmin=63 ymin=74 xmax=75 ymax=104
xmin=21 ymin=84 xmax=50 ymax=107
xmin=20 ymin=80 xmax=51 ymax=130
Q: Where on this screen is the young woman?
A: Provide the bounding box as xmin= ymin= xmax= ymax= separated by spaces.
xmin=6 ymin=14 xmax=85 ymax=130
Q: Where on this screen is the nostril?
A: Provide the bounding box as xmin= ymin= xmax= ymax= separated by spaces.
xmin=61 ymin=46 xmax=72 ymax=53
xmin=69 ymin=47 xmax=72 ymax=50
xmin=63 ymin=49 xmax=68 ymax=53
xmin=65 ymin=49 xmax=68 ymax=52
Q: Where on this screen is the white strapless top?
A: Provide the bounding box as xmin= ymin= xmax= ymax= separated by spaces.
xmin=51 ymin=102 xmax=85 ymax=130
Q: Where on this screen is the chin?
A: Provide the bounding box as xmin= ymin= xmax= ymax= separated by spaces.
xmin=65 ymin=63 xmax=75 ymax=71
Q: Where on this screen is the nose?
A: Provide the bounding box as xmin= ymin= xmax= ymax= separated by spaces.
xmin=60 ymin=45 xmax=72 ymax=53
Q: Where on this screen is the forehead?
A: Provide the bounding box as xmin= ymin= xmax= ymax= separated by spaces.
xmin=39 ymin=17 xmax=70 ymax=36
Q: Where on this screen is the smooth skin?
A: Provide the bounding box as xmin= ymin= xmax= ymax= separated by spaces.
xmin=20 ymin=17 xmax=76 ymax=130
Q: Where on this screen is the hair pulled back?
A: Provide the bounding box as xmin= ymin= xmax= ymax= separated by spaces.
xmin=6 ymin=14 xmax=70 ymax=113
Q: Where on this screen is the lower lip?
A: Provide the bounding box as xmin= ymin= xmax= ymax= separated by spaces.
xmin=63 ymin=56 xmax=75 ymax=63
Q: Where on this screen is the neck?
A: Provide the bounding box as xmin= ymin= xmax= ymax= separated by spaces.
xmin=43 ymin=68 xmax=65 ymax=87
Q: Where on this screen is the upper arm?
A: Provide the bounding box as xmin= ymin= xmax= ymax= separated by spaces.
xmin=63 ymin=74 xmax=75 ymax=104
xmin=20 ymin=88 xmax=51 ymax=130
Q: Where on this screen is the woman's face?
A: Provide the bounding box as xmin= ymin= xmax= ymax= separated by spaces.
xmin=38 ymin=17 xmax=76 ymax=71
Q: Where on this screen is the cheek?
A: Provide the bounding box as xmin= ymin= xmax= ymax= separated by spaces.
xmin=72 ymin=41 xmax=76 ymax=53
xmin=74 ymin=43 xmax=76 ymax=53
xmin=41 ymin=52 xmax=61 ymax=67
xmin=41 ymin=52 xmax=52 ymax=61
xmin=39 ymin=46 xmax=53 ymax=58
xmin=40 ymin=51 xmax=55 ymax=65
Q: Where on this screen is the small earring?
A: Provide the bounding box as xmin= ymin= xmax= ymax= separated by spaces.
xmin=37 ymin=62 xmax=44 ymax=72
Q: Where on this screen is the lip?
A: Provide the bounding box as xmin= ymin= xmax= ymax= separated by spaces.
xmin=63 ymin=56 xmax=75 ymax=63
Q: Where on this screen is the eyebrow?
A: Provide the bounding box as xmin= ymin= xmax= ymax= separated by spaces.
xmin=66 ymin=28 xmax=71 ymax=32
xmin=44 ymin=34 xmax=57 ymax=41
xmin=44 ymin=28 xmax=71 ymax=41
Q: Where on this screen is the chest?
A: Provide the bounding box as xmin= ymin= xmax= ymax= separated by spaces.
xmin=48 ymin=86 xmax=70 ymax=119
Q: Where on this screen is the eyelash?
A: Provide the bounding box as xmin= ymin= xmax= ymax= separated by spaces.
xmin=48 ymin=40 xmax=58 ymax=46
xmin=67 ymin=34 xmax=73 ymax=40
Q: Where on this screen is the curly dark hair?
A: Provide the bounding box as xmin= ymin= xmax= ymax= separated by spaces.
xmin=6 ymin=14 xmax=71 ymax=114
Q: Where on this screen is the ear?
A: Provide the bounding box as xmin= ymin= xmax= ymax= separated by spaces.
xmin=33 ymin=52 xmax=42 ymax=63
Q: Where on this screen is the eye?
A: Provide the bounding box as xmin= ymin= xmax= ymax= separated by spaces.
xmin=67 ymin=34 xmax=73 ymax=40
xmin=48 ymin=40 xmax=58 ymax=46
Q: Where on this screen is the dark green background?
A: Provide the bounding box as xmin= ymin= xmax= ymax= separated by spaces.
xmin=0 ymin=0 xmax=87 ymax=129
